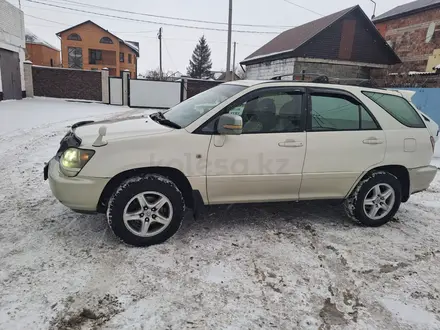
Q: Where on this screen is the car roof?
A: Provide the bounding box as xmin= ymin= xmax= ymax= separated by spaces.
xmin=225 ymin=80 xmax=402 ymax=96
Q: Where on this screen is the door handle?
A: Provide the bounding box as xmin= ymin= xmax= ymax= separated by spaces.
xmin=363 ymin=137 xmax=384 ymax=145
xmin=278 ymin=139 xmax=304 ymax=148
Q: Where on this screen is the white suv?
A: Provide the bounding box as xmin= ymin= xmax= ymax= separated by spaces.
xmin=45 ymin=81 xmax=438 ymax=246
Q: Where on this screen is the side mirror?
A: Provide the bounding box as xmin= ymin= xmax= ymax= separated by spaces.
xmin=217 ymin=114 xmax=243 ymax=135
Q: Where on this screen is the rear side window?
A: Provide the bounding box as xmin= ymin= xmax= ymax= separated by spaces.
xmin=310 ymin=94 xmax=379 ymax=131
xmin=363 ymin=92 xmax=425 ymax=128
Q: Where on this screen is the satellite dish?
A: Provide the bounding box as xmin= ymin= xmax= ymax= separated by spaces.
xmin=426 ymin=22 xmax=436 ymax=43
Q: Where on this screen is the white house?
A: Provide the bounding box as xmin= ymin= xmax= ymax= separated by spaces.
xmin=0 ymin=0 xmax=26 ymax=101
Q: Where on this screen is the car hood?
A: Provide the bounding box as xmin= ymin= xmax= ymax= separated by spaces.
xmin=72 ymin=115 xmax=174 ymax=145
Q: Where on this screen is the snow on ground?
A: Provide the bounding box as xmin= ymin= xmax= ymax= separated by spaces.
xmin=1 ymin=98 xmax=440 ymax=330
xmin=433 ymin=143 xmax=440 ymax=168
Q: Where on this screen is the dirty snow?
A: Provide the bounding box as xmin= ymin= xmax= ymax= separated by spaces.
xmin=1 ymin=98 xmax=440 ymax=330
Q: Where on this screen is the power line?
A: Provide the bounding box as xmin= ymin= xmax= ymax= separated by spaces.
xmin=114 ymin=30 xmax=157 ymax=34
xmin=54 ymin=0 xmax=294 ymax=29
xmin=25 ymin=0 xmax=282 ymax=34
xmin=282 ymin=0 xmax=324 ymax=17
xmin=24 ymin=13 xmax=70 ymax=25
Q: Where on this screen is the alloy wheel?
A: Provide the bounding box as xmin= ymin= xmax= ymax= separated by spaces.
xmin=122 ymin=191 xmax=173 ymax=237
xmin=363 ymin=183 xmax=396 ymax=220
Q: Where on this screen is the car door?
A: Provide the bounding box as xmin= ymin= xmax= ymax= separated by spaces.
xmin=300 ymin=88 xmax=386 ymax=200
xmin=200 ymin=87 xmax=307 ymax=204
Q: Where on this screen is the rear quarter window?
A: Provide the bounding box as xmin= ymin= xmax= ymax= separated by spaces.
xmin=363 ymin=92 xmax=425 ymax=128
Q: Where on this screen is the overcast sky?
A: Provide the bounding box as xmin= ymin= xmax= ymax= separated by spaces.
xmin=10 ymin=0 xmax=408 ymax=75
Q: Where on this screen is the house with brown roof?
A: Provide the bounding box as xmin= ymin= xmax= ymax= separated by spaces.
xmin=373 ymin=0 xmax=440 ymax=72
xmin=56 ymin=20 xmax=139 ymax=78
xmin=25 ymin=29 xmax=60 ymax=67
xmin=241 ymin=5 xmax=400 ymax=80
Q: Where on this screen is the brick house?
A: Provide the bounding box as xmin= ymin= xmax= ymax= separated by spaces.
xmin=57 ymin=21 xmax=139 ymax=78
xmin=25 ymin=29 xmax=60 ymax=67
xmin=241 ymin=5 xmax=400 ymax=80
xmin=373 ymin=0 xmax=440 ymax=72
xmin=0 ymin=0 xmax=25 ymax=101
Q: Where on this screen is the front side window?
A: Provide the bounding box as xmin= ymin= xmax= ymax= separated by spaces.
xmin=100 ymin=37 xmax=113 ymax=44
xmin=67 ymin=47 xmax=83 ymax=69
xmin=363 ymin=92 xmax=425 ymax=128
xmin=119 ymin=52 xmax=124 ymax=62
xmin=200 ymin=88 xmax=304 ymax=134
xmin=128 ymin=54 xmax=132 ymax=63
xmin=310 ymin=93 xmax=379 ymax=131
xmin=163 ymin=84 xmax=246 ymax=128
xmin=229 ymin=90 xmax=303 ymax=134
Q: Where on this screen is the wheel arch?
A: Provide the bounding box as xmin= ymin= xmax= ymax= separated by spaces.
xmin=97 ymin=167 xmax=194 ymax=213
xmin=348 ymin=165 xmax=411 ymax=202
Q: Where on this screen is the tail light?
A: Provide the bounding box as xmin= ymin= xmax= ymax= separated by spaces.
xmin=430 ymin=136 xmax=435 ymax=152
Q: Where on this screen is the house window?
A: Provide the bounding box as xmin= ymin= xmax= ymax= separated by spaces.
xmin=120 ymin=52 xmax=124 ymax=62
xmin=128 ymin=53 xmax=132 ymax=64
xmin=67 ymin=47 xmax=83 ymax=69
xmin=100 ymin=37 xmax=113 ymax=44
xmin=89 ymin=49 xmax=102 ymax=64
xmin=67 ymin=33 xmax=82 ymax=41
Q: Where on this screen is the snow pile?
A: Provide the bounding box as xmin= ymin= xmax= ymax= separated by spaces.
xmin=0 ymin=98 xmax=439 ymax=329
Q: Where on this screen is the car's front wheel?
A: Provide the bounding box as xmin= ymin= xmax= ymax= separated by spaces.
xmin=344 ymin=171 xmax=402 ymax=227
xmin=107 ymin=174 xmax=185 ymax=246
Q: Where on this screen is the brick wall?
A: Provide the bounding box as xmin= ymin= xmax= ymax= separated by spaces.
xmin=245 ymin=58 xmax=295 ymax=80
xmin=375 ymin=8 xmax=440 ymax=72
xmin=26 ymin=43 xmax=60 ymax=67
xmin=245 ymin=58 xmax=371 ymax=80
xmin=32 ymin=66 xmax=102 ymax=100
xmin=59 ymin=22 xmax=138 ymax=78
xmin=186 ymin=79 xmax=221 ymax=99
xmin=294 ymin=61 xmax=371 ymax=79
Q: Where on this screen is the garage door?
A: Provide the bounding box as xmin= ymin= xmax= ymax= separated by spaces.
xmin=0 ymin=48 xmax=22 ymax=100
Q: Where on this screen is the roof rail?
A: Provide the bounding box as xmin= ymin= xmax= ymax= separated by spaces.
xmin=270 ymin=71 xmax=378 ymax=88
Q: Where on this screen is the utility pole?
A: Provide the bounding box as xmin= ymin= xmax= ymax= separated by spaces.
xmin=370 ymin=0 xmax=377 ymax=19
xmin=232 ymin=41 xmax=237 ymax=81
xmin=158 ymin=27 xmax=163 ymax=80
xmin=225 ymin=0 xmax=233 ymax=81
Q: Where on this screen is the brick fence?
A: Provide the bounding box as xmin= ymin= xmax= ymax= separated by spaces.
xmin=32 ymin=66 xmax=102 ymax=101
xmin=186 ymin=79 xmax=222 ymax=99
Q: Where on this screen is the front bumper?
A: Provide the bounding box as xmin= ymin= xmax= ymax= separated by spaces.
xmin=47 ymin=159 xmax=109 ymax=212
xmin=409 ymin=165 xmax=438 ymax=194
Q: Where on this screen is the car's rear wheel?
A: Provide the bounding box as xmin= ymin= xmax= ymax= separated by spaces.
xmin=344 ymin=171 xmax=402 ymax=227
xmin=107 ymin=174 xmax=185 ymax=247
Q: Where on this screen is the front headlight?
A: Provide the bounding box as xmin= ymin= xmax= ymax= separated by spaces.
xmin=60 ymin=148 xmax=95 ymax=177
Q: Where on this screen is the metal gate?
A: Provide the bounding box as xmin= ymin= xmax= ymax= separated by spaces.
xmin=129 ymin=79 xmax=181 ymax=108
xmin=0 ymin=48 xmax=22 ymax=100
xmin=109 ymin=77 xmax=123 ymax=105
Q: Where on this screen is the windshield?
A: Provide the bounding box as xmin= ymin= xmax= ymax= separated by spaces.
xmin=163 ymin=84 xmax=246 ymax=128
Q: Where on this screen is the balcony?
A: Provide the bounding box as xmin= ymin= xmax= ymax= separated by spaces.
xmin=88 ymin=49 xmax=116 ymax=66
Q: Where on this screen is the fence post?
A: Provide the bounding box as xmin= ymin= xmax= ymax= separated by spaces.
xmin=101 ymin=67 xmax=109 ymax=104
xmin=182 ymin=78 xmax=188 ymax=101
xmin=23 ymin=60 xmax=34 ymax=98
xmin=122 ymin=70 xmax=130 ymax=106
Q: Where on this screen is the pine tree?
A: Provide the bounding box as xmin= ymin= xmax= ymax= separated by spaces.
xmin=187 ymin=36 xmax=213 ymax=79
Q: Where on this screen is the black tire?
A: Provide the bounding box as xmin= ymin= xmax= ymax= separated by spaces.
xmin=107 ymin=174 xmax=185 ymax=247
xmin=344 ymin=171 xmax=402 ymax=227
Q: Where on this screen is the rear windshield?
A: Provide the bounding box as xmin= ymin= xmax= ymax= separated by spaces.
xmin=363 ymin=92 xmax=425 ymax=128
